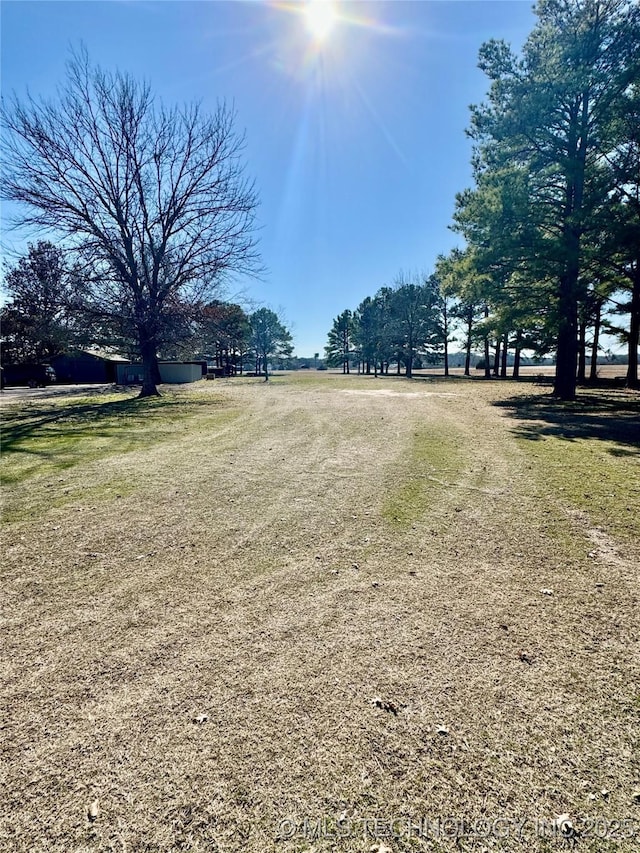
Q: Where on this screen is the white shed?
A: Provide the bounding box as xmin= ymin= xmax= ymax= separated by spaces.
xmin=158 ymin=362 xmax=203 ymax=383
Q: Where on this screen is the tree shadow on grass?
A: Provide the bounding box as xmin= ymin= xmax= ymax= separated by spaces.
xmin=1 ymin=394 xmax=216 ymax=458
xmin=493 ymin=390 xmax=640 ymax=455
xmin=403 ymin=373 xmax=471 ymax=384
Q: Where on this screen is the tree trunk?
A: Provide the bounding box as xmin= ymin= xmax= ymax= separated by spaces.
xmin=406 ymin=353 xmax=413 ymax=378
xmin=627 ymin=269 xmax=640 ymax=389
xmin=513 ymin=330 xmax=522 ymax=379
xmin=554 ymin=271 xmax=579 ymax=400
xmin=500 ymin=332 xmax=508 ymax=378
xmin=464 ymin=309 xmax=473 ymax=376
xmin=590 ymin=301 xmax=602 ymax=382
xmin=483 ymin=305 xmax=491 ymax=378
xmin=577 ymin=317 xmax=586 ymax=383
xmin=443 ymin=299 xmax=449 ymax=377
xmin=493 ymin=337 xmax=500 ymax=377
xmin=139 ymin=336 xmax=160 ymax=398
xmin=554 ymin=93 xmax=588 ymax=402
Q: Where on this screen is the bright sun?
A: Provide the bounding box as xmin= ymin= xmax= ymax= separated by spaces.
xmin=305 ymin=0 xmax=338 ymax=42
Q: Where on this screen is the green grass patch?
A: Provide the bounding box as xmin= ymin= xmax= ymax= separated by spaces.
xmin=521 ymin=434 xmax=640 ymax=546
xmin=1 ymin=388 xmax=237 ymax=521
xmin=382 ymin=426 xmax=464 ymax=526
xmin=495 ymin=389 xmax=640 ymax=548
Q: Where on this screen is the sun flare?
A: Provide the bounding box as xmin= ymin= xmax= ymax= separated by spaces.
xmin=305 ymin=0 xmax=337 ymax=42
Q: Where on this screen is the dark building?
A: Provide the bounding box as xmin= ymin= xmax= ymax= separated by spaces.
xmin=50 ymin=349 xmax=130 ymax=383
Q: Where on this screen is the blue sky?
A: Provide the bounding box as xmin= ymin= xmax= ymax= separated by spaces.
xmin=1 ymin=1 xmax=537 ymax=357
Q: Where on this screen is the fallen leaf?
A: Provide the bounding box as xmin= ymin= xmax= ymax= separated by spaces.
xmin=540 ymin=588 xmax=554 ymax=596
xmin=519 ymin=651 xmax=534 ymax=665
xmin=372 ymin=697 xmax=399 ymax=715
xmin=87 ymin=799 xmax=99 ymax=822
xmin=193 ymin=713 xmax=209 ymax=724
xmin=436 ymin=725 xmax=449 ymax=736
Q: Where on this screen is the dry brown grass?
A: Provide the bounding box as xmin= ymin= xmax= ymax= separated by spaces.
xmin=1 ymin=374 xmax=639 ymax=852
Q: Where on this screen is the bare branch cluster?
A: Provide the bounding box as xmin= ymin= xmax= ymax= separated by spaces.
xmin=2 ymin=47 xmax=261 ymax=395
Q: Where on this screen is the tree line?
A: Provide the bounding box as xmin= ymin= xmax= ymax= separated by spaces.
xmin=325 ymin=273 xmax=447 ymax=378
xmin=0 ymin=241 xmax=292 ymax=382
xmin=326 ymin=0 xmax=639 ymax=396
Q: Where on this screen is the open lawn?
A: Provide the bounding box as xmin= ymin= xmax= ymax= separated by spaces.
xmin=1 ymin=373 xmax=639 ymax=852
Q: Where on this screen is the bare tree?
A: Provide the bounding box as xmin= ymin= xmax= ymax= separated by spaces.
xmin=1 ymin=48 xmax=260 ymax=396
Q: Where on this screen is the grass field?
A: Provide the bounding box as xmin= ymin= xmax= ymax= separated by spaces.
xmin=1 ymin=373 xmax=639 ymax=852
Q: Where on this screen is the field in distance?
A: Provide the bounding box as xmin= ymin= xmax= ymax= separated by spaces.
xmin=2 ymin=372 xmax=639 ymax=852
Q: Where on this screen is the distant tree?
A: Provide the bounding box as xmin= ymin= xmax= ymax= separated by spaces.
xmin=374 ymin=286 xmax=396 ymax=374
xmin=200 ymin=301 xmax=250 ymax=374
xmin=1 ymin=48 xmax=260 ymax=397
xmin=353 ymin=296 xmax=382 ymax=375
xmin=325 ymin=310 xmax=354 ymax=373
xmin=435 ymin=248 xmax=482 ymax=376
xmin=0 ymin=241 xmax=85 ymax=363
xmin=390 ymin=274 xmax=439 ymax=378
xmin=249 ymin=308 xmax=292 ymax=381
xmin=424 ymin=272 xmax=456 ymax=376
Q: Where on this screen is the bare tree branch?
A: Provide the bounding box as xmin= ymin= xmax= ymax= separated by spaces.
xmin=1 ymin=47 xmax=261 ymax=396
